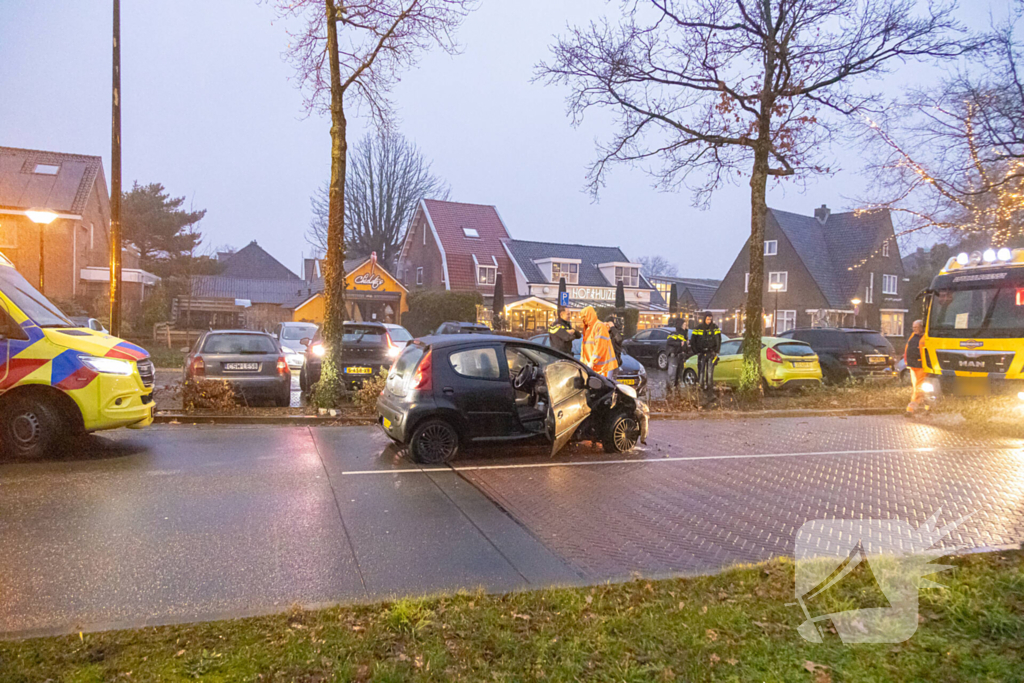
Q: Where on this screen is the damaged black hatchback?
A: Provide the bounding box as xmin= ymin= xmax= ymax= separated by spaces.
xmin=376 ymin=335 xmax=649 ymax=464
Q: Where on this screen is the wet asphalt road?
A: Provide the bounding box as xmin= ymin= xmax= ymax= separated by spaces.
xmin=0 ymin=426 xmax=575 ymax=639
xmin=3 ymin=416 xmax=1023 ymax=638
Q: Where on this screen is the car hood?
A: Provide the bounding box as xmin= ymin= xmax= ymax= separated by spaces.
xmin=41 ymin=327 xmax=150 ymax=361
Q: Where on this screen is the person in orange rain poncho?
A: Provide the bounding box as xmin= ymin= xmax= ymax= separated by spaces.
xmin=579 ymin=306 xmax=619 ymax=377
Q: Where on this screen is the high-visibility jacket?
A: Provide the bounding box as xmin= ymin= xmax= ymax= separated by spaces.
xmin=690 ymin=323 xmax=722 ymax=355
xmin=667 ymin=329 xmax=690 ymax=357
xmin=579 ymin=306 xmax=619 ymax=376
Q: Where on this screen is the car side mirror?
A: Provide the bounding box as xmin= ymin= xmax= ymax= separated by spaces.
xmin=573 ymin=375 xmax=586 ymax=390
xmin=300 ymin=337 xmax=311 ymax=347
xmin=587 ymin=375 xmax=604 ymax=390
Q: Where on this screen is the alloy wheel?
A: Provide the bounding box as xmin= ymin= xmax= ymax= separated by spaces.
xmin=657 ymin=352 xmax=668 ymax=370
xmin=417 ymin=423 xmax=457 ymax=463
xmin=612 ymin=416 xmax=640 ymax=452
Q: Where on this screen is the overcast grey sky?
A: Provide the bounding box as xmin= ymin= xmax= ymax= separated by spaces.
xmin=1 ymin=0 xmax=1007 ymax=279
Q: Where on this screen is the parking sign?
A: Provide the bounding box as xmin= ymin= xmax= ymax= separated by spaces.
xmin=559 ymin=291 xmax=569 ymax=306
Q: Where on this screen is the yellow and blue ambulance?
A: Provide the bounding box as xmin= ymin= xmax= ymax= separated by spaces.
xmin=0 ymin=253 xmax=154 ymax=458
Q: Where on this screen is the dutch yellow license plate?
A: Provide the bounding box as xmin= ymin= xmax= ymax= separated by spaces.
xmin=346 ymin=366 xmax=372 ymax=374
xmin=618 ymin=378 xmax=636 ymax=385
xmin=382 ymin=417 xmax=392 ymax=430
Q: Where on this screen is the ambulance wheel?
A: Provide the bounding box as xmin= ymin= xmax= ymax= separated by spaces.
xmin=656 ymin=351 xmax=668 ymax=370
xmin=409 ymin=419 xmax=459 ymax=464
xmin=603 ymin=410 xmax=641 ymax=453
xmin=1 ymin=394 xmax=66 ymax=460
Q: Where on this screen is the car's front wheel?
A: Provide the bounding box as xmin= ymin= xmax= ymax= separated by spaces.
xmin=0 ymin=394 xmax=67 ymax=460
xmin=656 ymin=350 xmax=668 ymax=370
xmin=603 ymin=410 xmax=641 ymax=453
xmin=409 ymin=419 xmax=460 ymax=464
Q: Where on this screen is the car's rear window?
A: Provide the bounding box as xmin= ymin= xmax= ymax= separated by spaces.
xmin=386 ymin=326 xmax=413 ymax=342
xmin=774 ymin=342 xmax=817 ymax=357
xmin=282 ymin=324 xmax=318 ymax=341
xmin=343 ymin=325 xmax=385 ymax=343
xmin=387 ymin=344 xmax=426 ymax=396
xmin=848 ymin=331 xmax=892 ymax=354
xmin=202 ymin=334 xmax=277 ymax=355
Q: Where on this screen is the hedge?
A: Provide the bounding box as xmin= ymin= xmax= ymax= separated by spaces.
xmin=403 ymin=291 xmax=484 ymax=337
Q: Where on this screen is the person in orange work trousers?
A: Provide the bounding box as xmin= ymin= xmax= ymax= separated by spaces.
xmin=579 ymin=306 xmax=619 ymax=377
xmin=905 ymin=319 xmax=928 ymax=414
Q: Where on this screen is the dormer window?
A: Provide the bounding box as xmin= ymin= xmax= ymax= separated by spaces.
xmin=477 ymin=264 xmax=496 ymax=285
xmin=615 ymin=266 xmax=639 ymax=288
xmin=551 ymin=261 xmax=578 ymax=284
xmin=462 ymin=227 xmax=479 ymax=238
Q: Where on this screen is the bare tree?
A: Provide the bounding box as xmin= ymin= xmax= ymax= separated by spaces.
xmin=276 ymin=0 xmax=474 ymax=405
xmin=860 ymin=10 xmax=1024 ymax=247
xmin=539 ymin=0 xmax=969 ymax=393
xmin=637 ymin=255 xmax=678 ymax=278
xmin=307 ymin=130 xmax=450 ymax=266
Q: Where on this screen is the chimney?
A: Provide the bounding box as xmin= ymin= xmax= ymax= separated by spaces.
xmin=814 ymin=204 xmax=831 ymax=224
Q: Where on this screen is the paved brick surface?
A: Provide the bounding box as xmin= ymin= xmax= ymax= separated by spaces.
xmin=460 ymin=416 xmax=1024 ymax=579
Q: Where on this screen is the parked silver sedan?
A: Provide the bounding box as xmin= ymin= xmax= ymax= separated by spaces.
xmin=183 ymin=330 xmax=291 ymax=406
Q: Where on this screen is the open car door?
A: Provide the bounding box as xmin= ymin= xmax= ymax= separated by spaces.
xmin=543 ymin=360 xmax=591 ymax=456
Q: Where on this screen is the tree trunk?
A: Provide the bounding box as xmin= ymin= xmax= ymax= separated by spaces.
xmin=316 ymin=0 xmax=349 ymax=406
xmin=740 ymin=145 xmax=770 ymax=395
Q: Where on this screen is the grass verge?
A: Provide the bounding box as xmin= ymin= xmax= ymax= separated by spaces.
xmin=2 ymin=551 xmax=1021 ymax=682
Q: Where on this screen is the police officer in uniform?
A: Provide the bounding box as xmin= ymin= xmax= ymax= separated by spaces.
xmin=548 ymin=307 xmax=580 ymax=355
xmin=690 ymin=312 xmax=721 ymax=393
xmin=665 ymin=316 xmax=690 ymax=395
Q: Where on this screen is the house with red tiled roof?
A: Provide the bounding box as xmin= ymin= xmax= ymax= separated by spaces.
xmin=395 ymin=199 xmax=518 ymax=304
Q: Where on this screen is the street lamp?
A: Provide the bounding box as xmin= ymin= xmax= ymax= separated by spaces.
xmin=26 ymin=210 xmax=58 ymax=294
xmin=850 ymin=298 xmax=862 ymax=327
xmin=769 ymin=281 xmax=784 ymax=334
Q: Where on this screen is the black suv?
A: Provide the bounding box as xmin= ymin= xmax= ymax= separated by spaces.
xmin=778 ymin=327 xmax=897 ymax=384
xmin=300 ymin=322 xmax=408 ymax=392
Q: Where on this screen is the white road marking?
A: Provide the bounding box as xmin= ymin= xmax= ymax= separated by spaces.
xmin=339 ymin=445 xmax=1021 ymax=475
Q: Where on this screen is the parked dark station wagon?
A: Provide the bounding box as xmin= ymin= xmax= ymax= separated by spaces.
xmin=778 ymin=327 xmax=897 ymax=384
xmin=377 ymin=335 xmax=649 ymax=464
xmin=300 ymin=322 xmax=412 ymax=392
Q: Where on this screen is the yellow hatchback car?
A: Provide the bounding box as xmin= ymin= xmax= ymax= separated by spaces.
xmin=683 ymin=336 xmax=822 ymax=390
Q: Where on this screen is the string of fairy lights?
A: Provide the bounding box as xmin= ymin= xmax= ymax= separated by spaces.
xmin=849 ymin=108 xmax=1024 ymax=272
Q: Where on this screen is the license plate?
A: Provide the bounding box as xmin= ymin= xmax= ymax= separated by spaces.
xmin=382 ymin=416 xmax=392 ymax=430
xmin=224 ymin=362 xmax=258 ymax=371
xmin=346 ymin=366 xmax=373 ymax=374
xmin=792 ymin=361 xmax=813 ymax=368
xmin=618 ymin=378 xmax=636 ymax=385
xmin=867 ymin=356 xmax=886 ymax=364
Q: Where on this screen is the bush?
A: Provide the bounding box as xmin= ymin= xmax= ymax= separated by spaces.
xmin=403 ymin=291 xmax=483 ymax=337
xmin=176 ymin=378 xmax=236 ymax=413
xmin=353 ymin=369 xmax=388 ymax=414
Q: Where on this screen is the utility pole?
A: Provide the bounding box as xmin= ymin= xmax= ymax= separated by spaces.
xmin=109 ymin=0 xmax=123 ymax=336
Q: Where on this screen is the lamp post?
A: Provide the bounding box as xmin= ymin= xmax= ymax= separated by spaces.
xmin=769 ymin=281 xmax=783 ymax=334
xmin=851 ymin=298 xmax=862 ymax=327
xmin=26 ymin=210 xmax=58 ymax=294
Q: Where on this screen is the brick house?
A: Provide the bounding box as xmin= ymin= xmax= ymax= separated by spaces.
xmin=395 ymin=199 xmax=518 ymax=304
xmin=708 ymin=205 xmax=908 ymax=341
xmin=0 ymin=146 xmax=157 ymax=307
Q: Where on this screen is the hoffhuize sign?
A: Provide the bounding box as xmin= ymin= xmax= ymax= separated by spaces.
xmin=353 ymin=273 xmax=385 ymax=290
xmin=568 ymin=286 xmax=616 ymax=301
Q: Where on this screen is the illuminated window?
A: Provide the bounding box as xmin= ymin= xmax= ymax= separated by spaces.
xmin=551 ymin=261 xmax=578 ymax=284
xmin=768 ymin=271 xmax=788 ymax=292
xmin=881 ymin=311 xmax=904 ymax=336
xmin=477 ymin=264 xmax=496 ymax=285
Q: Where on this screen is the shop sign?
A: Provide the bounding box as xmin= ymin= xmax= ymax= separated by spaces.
xmin=353 ymin=272 xmax=386 ymax=290
xmin=568 ymin=286 xmax=616 ymax=301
